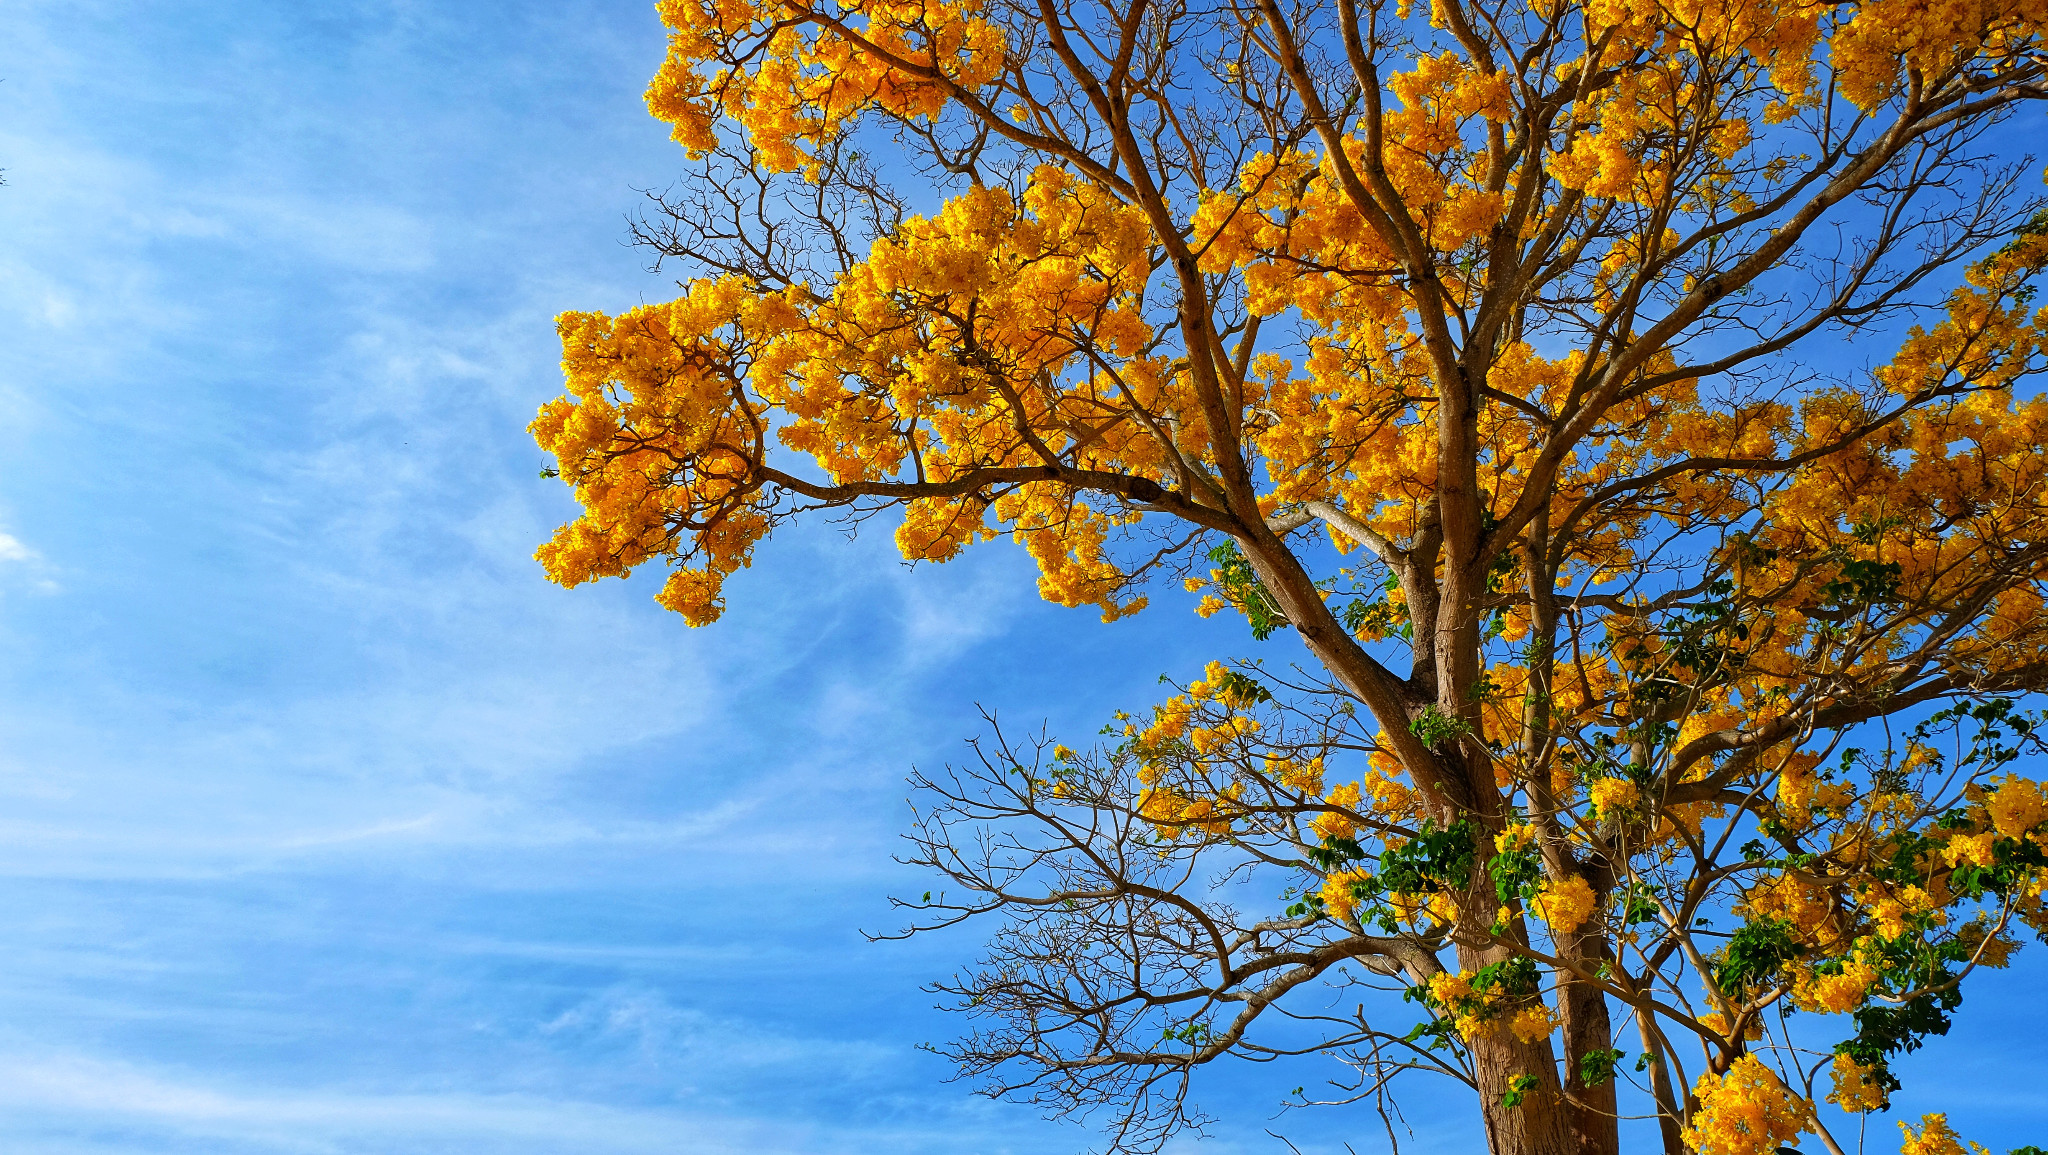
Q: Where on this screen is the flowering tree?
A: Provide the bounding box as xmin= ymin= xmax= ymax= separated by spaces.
xmin=529 ymin=0 xmax=2048 ymax=1149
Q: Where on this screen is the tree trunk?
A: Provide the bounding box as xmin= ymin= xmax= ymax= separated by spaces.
xmin=1469 ymin=1031 xmax=1579 ymax=1155
xmin=1456 ymin=933 xmax=1580 ymax=1155
xmin=1558 ymin=952 xmax=1621 ymax=1155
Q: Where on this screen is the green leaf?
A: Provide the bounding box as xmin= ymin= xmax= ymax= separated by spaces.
xmin=1713 ymin=917 xmax=1803 ymax=997
xmin=1578 ymin=1048 xmax=1625 ymax=1088
xmin=1205 ymin=542 xmax=1290 ymax=640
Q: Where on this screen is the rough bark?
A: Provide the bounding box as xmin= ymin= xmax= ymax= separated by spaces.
xmin=1558 ymin=939 xmax=1621 ymax=1155
xmin=1460 ymin=950 xmax=1580 ymax=1155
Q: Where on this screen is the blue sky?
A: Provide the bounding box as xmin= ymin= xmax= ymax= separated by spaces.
xmin=0 ymin=2 xmax=2044 ymax=1153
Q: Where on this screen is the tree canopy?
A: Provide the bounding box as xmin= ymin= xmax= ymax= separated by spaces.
xmin=529 ymin=0 xmax=2048 ymax=1149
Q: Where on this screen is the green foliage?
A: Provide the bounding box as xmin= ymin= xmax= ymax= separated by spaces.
xmin=1907 ymin=698 xmax=2041 ymax=781
xmin=1488 ymin=829 xmax=1543 ymax=908
xmin=1713 ymin=917 xmax=1803 ymax=997
xmin=1502 ymin=1073 xmax=1540 ymax=1109
xmin=1296 ymin=820 xmax=1477 ymax=931
xmin=1377 ymin=819 xmax=1477 ymax=898
xmin=1338 ymin=570 xmax=1412 ymax=640
xmin=1212 ymin=668 xmax=1272 ymax=707
xmin=1410 ymin=705 xmax=1472 ymax=749
xmin=1650 ymin=576 xmax=1752 ymax=696
xmin=1820 ymin=554 xmax=1904 ymax=611
xmin=1617 ymin=882 xmax=1662 ymax=926
xmin=1992 ymin=206 xmax=2048 ymax=290
xmin=1578 ymin=1048 xmax=1625 ymax=1088
xmin=1207 ymin=542 xmax=1289 ymax=640
xmin=1950 ymin=833 xmax=2048 ymax=900
xmin=1405 ymin=957 xmax=1543 ymax=1062
xmin=1470 ymin=955 xmax=1540 ymax=999
xmin=1397 ymin=988 xmax=1468 ymax=1054
xmin=1834 ymin=981 xmax=1963 ymax=1096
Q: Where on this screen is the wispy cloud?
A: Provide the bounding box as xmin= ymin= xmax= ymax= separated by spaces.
xmin=0 ymin=530 xmax=59 ymax=594
xmin=0 ymin=5 xmax=1349 ymax=1143
xmin=0 ymin=1050 xmax=924 ymax=1155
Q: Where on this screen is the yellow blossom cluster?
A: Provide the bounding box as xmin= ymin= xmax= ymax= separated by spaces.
xmin=537 ymin=166 xmax=1183 ymax=625
xmin=1698 ymin=1010 xmax=1763 ymax=1042
xmin=1312 ymin=780 xmax=1364 ymax=843
xmin=1495 ymin=822 xmax=1537 ymax=855
xmin=1425 ymin=969 xmax=1555 ymax=1043
xmin=1681 ymin=1056 xmax=1812 ymax=1155
xmin=534 ymin=278 xmax=801 ymax=625
xmin=1942 ymin=774 xmax=2048 ymax=871
xmin=1319 ymin=868 xmax=1376 ymax=922
xmin=1869 ymin=884 xmax=1943 ymax=942
xmin=1801 ymin=950 xmax=1879 ymax=1014
xmin=1898 ymin=1113 xmax=1994 ymax=1155
xmin=1387 ymin=888 xmax=1460 ymax=929
xmin=1826 ymin=1052 xmax=1889 ymax=1114
xmin=1776 ymin=753 xmax=1856 ymax=829
xmin=647 ymin=0 xmax=1006 ymax=172
xmin=1832 ymin=0 xmax=2048 ymax=112
xmin=1310 ymin=752 xmax=1419 ymax=843
xmin=1136 ymin=785 xmax=1238 ymax=839
xmin=1528 ymin=875 xmax=1598 ymax=935
xmin=1587 ymin=777 xmax=1640 ymax=818
xmin=1987 ymin=773 xmax=2048 ymax=837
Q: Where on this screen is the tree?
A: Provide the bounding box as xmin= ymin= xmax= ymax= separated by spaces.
xmin=528 ymin=0 xmax=2048 ymax=1149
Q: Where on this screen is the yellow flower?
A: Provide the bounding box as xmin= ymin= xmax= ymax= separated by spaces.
xmin=1944 ymin=831 xmax=1998 ymax=869
xmin=1681 ymin=1056 xmax=1811 ymax=1155
xmin=1495 ymin=822 xmax=1536 ymax=854
xmin=1319 ymin=868 xmax=1374 ymax=921
xmin=1808 ymin=969 xmax=1874 ymax=1014
xmin=1871 ymin=885 xmax=1940 ymax=941
xmin=1311 ymin=781 xmax=1362 ymax=842
xmin=1825 ymin=1053 xmax=1887 ymax=1114
xmin=1987 ymin=775 xmax=2047 ymax=838
xmin=1528 ymin=875 xmax=1598 ymax=935
xmin=1588 ymin=777 xmax=1640 ymax=817
xmin=1699 ymin=1010 xmax=1762 ymax=1041
xmin=1507 ymin=1003 xmax=1556 ymax=1043
xmin=1427 ymin=969 xmax=1473 ymax=1006
xmin=1898 ymin=1113 xmax=1992 ymax=1155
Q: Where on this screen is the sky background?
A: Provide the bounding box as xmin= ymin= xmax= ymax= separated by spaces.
xmin=0 ymin=2 xmax=2044 ymax=1153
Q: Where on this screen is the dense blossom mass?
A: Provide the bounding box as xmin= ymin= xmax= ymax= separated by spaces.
xmin=531 ymin=0 xmax=2048 ymax=1149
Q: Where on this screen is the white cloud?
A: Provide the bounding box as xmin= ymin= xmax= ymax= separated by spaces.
xmin=0 ymin=1048 xmax=1043 ymax=1155
xmin=894 ymin=550 xmax=1032 ymax=670
xmin=35 ymin=292 xmax=76 ymax=328
xmin=0 ymin=532 xmax=58 ymax=595
xmin=537 ymin=984 xmax=895 ymax=1073
xmin=0 ymin=1051 xmax=777 ymax=1154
